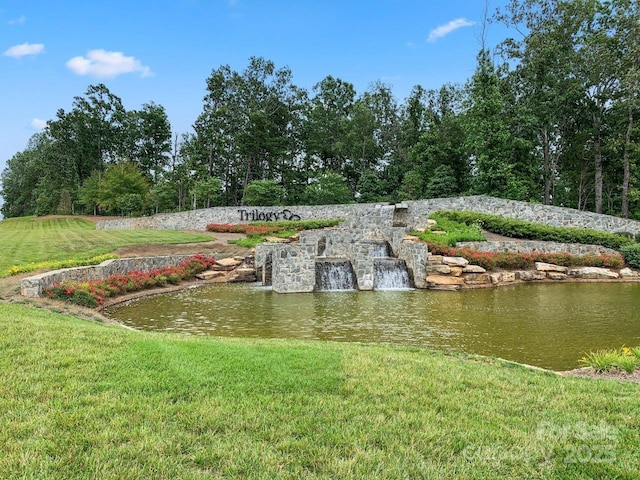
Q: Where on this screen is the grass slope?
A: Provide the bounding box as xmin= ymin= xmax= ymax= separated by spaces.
xmin=1 ymin=304 xmax=639 ymax=479
xmin=0 ymin=216 xmax=212 ymax=274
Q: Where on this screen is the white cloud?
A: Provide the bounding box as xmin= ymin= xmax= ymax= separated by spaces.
xmin=427 ymin=18 xmax=475 ymax=43
xmin=3 ymin=42 xmax=44 ymax=58
xmin=66 ymin=49 xmax=153 ymax=78
xmin=30 ymin=118 xmax=47 ymax=130
xmin=8 ymin=15 xmax=26 ymax=25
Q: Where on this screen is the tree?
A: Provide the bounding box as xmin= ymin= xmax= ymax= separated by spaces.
xmin=465 ymin=50 xmax=527 ymax=199
xmin=242 ymin=179 xmax=285 ymax=206
xmin=305 ymin=173 xmax=353 ymax=205
xmin=96 ymin=162 xmax=149 ymax=215
xmin=424 ymin=164 xmax=458 ymax=198
xmin=0 ymin=133 xmax=52 ymax=217
xmin=302 ymin=76 xmax=356 ymax=175
xmin=190 ymin=176 xmax=223 ymax=209
xmin=128 ymin=102 xmax=172 ymax=182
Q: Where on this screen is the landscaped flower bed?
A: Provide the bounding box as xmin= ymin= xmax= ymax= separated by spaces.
xmin=428 ymin=244 xmax=625 ymax=271
xmin=44 ymin=254 xmax=216 ymax=308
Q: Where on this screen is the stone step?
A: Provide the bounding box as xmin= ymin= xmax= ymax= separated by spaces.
xmin=196 ymin=270 xmax=225 ymax=280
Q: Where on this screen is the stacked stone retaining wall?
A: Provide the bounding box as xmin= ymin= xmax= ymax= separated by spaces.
xmin=21 ymin=255 xmax=198 ymax=298
xmin=456 ymin=241 xmax=619 ymax=256
xmin=96 ymin=196 xmax=640 ymax=236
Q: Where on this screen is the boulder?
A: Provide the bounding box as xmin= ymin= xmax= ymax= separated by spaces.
xmin=620 ymin=268 xmax=638 ymax=278
xmin=427 ymin=255 xmax=444 ymax=264
xmin=212 ymin=257 xmax=243 ymax=271
xmin=264 ymin=236 xmax=290 ymax=243
xmin=462 ymin=265 xmax=486 ymax=273
xmin=463 ymin=273 xmax=490 ymax=285
xmin=535 ymin=262 xmax=569 ymax=274
xmin=489 ymin=273 xmax=502 ymax=284
xmin=516 ymin=270 xmax=547 ymax=281
xmin=501 ymin=272 xmax=516 ymax=282
xmin=569 ymin=267 xmax=619 ymax=279
xmin=227 ymin=267 xmax=257 ymax=283
xmin=426 ymin=275 xmax=464 ymax=287
xmin=195 ymin=270 xmax=225 ymax=280
xmin=547 ymin=272 xmax=568 ymax=281
xmin=442 ymin=256 xmax=469 ymax=267
xmin=426 ymin=264 xmax=451 ymax=274
xmin=449 ymin=267 xmax=463 ymax=277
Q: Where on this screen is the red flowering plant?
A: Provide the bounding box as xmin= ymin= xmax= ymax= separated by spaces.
xmin=428 ymin=244 xmax=625 ymax=271
xmin=43 ymin=255 xmax=217 ymax=308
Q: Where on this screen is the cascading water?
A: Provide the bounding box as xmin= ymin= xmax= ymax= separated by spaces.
xmin=315 ymin=259 xmax=357 ymax=291
xmin=373 ymin=258 xmax=412 ymax=290
xmin=360 ymin=240 xmax=390 ymax=258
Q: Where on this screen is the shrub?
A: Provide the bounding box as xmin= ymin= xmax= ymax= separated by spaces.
xmin=620 ymin=244 xmax=640 ymax=269
xmin=412 ymin=214 xmax=485 ymax=246
xmin=434 ymin=211 xmax=636 ymax=251
xmin=427 ymin=244 xmax=625 ymax=271
xmin=580 ymin=346 xmax=640 ymax=373
xmin=43 ymin=255 xmax=216 ymax=307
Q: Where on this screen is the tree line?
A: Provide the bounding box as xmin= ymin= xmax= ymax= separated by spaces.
xmin=2 ymin=0 xmax=639 ymax=219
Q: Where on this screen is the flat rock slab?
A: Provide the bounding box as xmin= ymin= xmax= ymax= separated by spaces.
xmin=264 ymin=236 xmax=290 ymax=243
xmin=569 ymin=267 xmax=619 ymax=279
xmin=442 ymin=256 xmax=469 ymax=267
xmin=212 ymin=257 xmax=243 ymax=271
xmin=463 ymin=265 xmax=486 ymax=273
xmin=196 ymin=270 xmax=225 ymax=280
xmin=535 ymin=262 xmax=569 ymax=273
xmin=426 ymin=275 xmax=464 ymax=286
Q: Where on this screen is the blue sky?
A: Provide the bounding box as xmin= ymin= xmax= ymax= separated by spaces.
xmin=0 ymin=0 xmax=512 ymax=180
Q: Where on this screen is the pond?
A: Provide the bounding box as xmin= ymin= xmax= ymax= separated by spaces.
xmin=104 ymin=282 xmax=640 ymax=371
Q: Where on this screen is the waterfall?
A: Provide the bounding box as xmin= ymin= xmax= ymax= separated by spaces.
xmin=374 ymin=258 xmax=412 ymax=290
xmin=361 ymin=240 xmax=390 ymax=258
xmin=315 ymin=260 xmax=357 ymax=291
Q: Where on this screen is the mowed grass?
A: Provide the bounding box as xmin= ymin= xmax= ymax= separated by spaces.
xmin=1 ymin=303 xmax=639 ymax=479
xmin=0 ymin=216 xmax=212 ymax=275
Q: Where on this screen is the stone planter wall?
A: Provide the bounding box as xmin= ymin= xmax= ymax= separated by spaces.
xmin=20 ymin=255 xmax=199 ymax=298
xmin=456 ymin=241 xmax=619 ymax=256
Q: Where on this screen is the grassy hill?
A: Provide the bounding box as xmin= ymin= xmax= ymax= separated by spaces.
xmin=0 ymin=216 xmax=212 ymax=276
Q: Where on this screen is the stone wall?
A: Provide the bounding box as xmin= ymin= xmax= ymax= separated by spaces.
xmin=400 ymin=196 xmax=640 ymax=234
xmin=96 ymin=204 xmax=385 ymax=231
xmin=456 ymin=241 xmax=619 ymax=256
xmin=270 ymin=243 xmax=317 ymax=293
xmin=21 ymin=255 xmax=200 ymax=297
xmin=96 ymin=195 xmax=640 ymax=236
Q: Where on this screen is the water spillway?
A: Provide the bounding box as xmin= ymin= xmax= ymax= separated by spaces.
xmin=373 ymin=258 xmax=412 ymax=290
xmin=315 ymin=259 xmax=357 ymax=291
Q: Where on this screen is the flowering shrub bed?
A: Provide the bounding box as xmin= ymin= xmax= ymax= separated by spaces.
xmin=44 ymin=254 xmax=216 ymax=308
xmin=428 ymin=244 xmax=625 ymax=271
xmin=206 ymin=219 xmax=342 ymax=235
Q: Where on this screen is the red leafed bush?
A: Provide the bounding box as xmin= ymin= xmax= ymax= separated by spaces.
xmin=44 ymin=254 xmax=217 ymax=308
xmin=427 ymin=244 xmax=625 ymax=270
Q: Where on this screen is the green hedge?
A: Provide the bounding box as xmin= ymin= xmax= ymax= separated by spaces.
xmin=411 ymin=213 xmax=486 ymax=247
xmin=620 ymin=244 xmax=640 ymax=269
xmin=434 ymin=211 xmax=636 ymax=251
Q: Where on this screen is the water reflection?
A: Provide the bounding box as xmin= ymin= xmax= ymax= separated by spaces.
xmin=105 ymin=282 xmax=640 ymax=370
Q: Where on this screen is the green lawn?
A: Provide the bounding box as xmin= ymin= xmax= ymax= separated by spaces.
xmin=0 ymin=216 xmax=212 ymax=275
xmin=2 ymin=215 xmax=639 ymax=478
